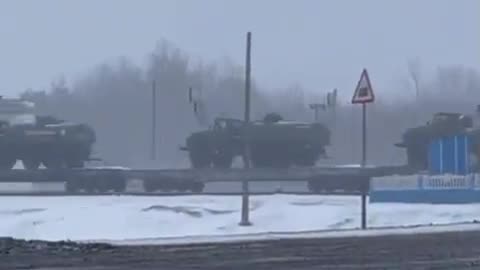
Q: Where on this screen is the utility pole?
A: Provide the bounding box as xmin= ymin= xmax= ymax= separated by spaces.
xmin=309 ymin=103 xmax=325 ymax=122
xmin=328 ymin=89 xmax=338 ymax=129
xmin=239 ymin=31 xmax=252 ymax=226
xmin=151 ymin=80 xmax=157 ymax=160
xmin=188 ymin=87 xmax=197 ymax=114
xmin=309 ymin=89 xmax=337 ymax=123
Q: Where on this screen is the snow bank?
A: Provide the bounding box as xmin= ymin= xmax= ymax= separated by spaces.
xmin=1 ymin=194 xmax=479 ymax=243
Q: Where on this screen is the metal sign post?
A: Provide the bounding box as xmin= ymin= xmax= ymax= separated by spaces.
xmin=239 ymin=31 xmax=252 ymax=226
xmin=351 ymin=68 xmax=375 ymax=229
xmin=362 ymin=103 xmax=367 ymax=167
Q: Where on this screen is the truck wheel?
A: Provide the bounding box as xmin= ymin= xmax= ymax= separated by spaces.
xmin=83 ymin=179 xmax=96 ymax=193
xmin=22 ymin=158 xmax=41 ymax=170
xmin=0 ymin=157 xmax=16 ymax=170
xmin=250 ymin=146 xmax=269 ymax=168
xmin=43 ymin=158 xmax=65 ymax=170
xmin=65 ymin=179 xmax=80 ymax=193
xmin=191 ymin=182 xmax=205 ymax=192
xmin=187 ymin=133 xmax=212 ymax=168
xmin=112 ymin=178 xmax=127 ymax=192
xmin=212 ymin=149 xmax=233 ymax=169
xmin=176 ymin=182 xmax=188 ymax=192
xmin=189 ymin=144 xmax=211 ymax=168
xmin=96 ymin=179 xmax=110 ymax=193
xmin=294 ymin=156 xmax=316 ymax=167
xmin=406 ymin=145 xmax=427 ymax=171
xmin=66 ymin=159 xmax=84 ymax=168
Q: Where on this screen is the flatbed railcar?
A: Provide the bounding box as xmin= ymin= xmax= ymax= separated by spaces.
xmin=0 ymin=165 xmax=413 ymax=194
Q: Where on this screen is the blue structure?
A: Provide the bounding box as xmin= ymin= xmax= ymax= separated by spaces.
xmin=428 ymin=134 xmax=470 ymax=175
xmin=369 ymin=174 xmax=480 ymax=204
xmin=369 ymin=134 xmax=480 ymax=204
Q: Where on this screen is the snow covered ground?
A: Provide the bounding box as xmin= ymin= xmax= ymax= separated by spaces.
xmin=1 ymin=194 xmax=480 ymax=243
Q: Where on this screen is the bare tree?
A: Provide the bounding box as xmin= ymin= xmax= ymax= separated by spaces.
xmin=407 ymin=57 xmax=422 ymax=100
xmin=407 ymin=57 xmax=422 ymax=125
xmin=18 ymin=39 xmax=480 ymax=169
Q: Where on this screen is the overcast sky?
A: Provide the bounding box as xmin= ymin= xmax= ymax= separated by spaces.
xmin=0 ymin=0 xmax=478 ymax=101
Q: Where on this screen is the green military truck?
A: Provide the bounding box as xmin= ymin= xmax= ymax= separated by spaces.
xmin=181 ymin=113 xmax=331 ymax=169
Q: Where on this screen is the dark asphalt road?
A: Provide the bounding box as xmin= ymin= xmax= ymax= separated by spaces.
xmin=3 ymin=228 xmax=480 ymax=270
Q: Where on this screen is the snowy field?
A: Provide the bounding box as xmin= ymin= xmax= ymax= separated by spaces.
xmin=1 ymin=194 xmax=480 ymax=243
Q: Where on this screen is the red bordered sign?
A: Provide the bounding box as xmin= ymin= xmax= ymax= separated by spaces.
xmin=352 ymin=69 xmax=375 ymax=104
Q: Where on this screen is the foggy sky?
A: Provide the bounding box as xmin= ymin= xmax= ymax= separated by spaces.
xmin=1 ymin=0 xmax=479 ymax=102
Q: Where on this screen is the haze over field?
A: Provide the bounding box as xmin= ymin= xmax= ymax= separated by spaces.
xmin=0 ymin=0 xmax=478 ymax=167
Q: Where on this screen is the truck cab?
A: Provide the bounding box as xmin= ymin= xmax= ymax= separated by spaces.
xmin=212 ymin=117 xmax=244 ymax=139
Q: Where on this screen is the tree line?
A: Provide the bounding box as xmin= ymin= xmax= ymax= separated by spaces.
xmin=19 ymin=39 xmax=480 ymax=168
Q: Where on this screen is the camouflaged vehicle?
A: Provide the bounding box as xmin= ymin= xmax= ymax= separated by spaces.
xmin=0 ymin=98 xmax=95 ymax=169
xmin=181 ymin=113 xmax=331 ymax=169
xmin=394 ymin=112 xmax=480 ymax=171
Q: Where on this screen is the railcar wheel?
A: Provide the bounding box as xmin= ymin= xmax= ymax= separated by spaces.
xmin=81 ymin=178 xmax=96 ymax=193
xmin=143 ymin=180 xmax=158 ymax=192
xmin=176 ymin=184 xmax=188 ymax=192
xmin=307 ymin=180 xmax=322 ymax=193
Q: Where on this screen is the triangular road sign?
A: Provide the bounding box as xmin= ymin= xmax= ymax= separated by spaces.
xmin=352 ymin=69 xmax=375 ymax=104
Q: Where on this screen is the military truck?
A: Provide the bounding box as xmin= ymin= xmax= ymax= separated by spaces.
xmin=181 ymin=113 xmax=331 ymax=169
xmin=0 ymin=97 xmax=96 ymax=170
xmin=394 ymin=112 xmax=478 ymax=171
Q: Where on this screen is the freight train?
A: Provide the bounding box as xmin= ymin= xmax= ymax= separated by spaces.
xmin=6 ymin=95 xmax=480 ymax=195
